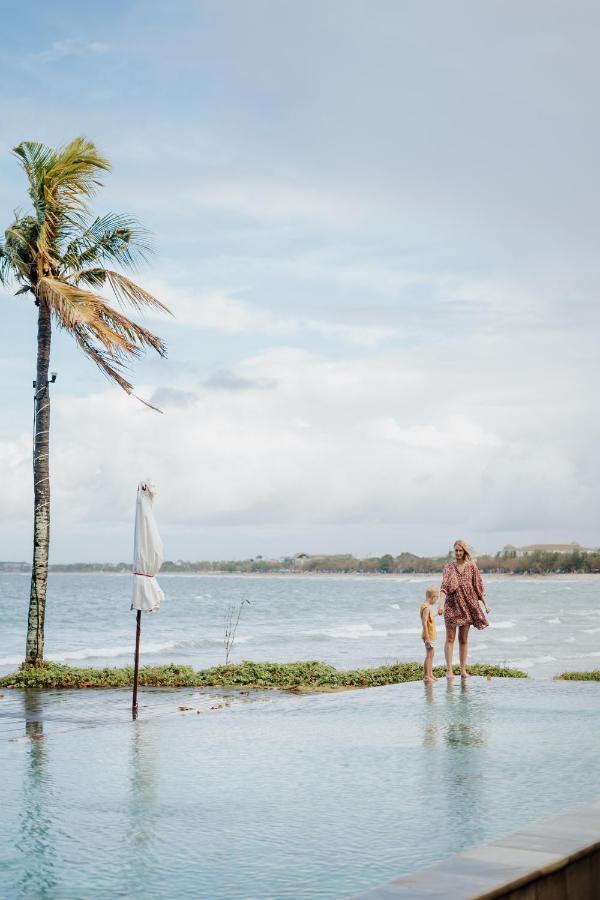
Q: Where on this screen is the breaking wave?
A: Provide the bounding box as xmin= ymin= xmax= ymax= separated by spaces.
xmin=305 ymin=622 xmax=421 ymax=640
xmin=496 ymin=635 xmax=528 ymax=643
xmin=0 ymin=655 xmax=22 ymax=667
xmin=514 ymin=655 xmax=556 ymax=669
xmin=0 ymin=635 xmax=255 ymax=666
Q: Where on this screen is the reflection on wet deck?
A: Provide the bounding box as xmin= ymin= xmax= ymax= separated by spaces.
xmin=1 ymin=679 xmax=600 ymax=899
xmin=0 ymin=686 xmax=278 ymax=741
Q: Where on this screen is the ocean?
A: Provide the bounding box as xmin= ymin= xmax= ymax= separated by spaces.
xmin=2 ymin=572 xmax=599 ymax=678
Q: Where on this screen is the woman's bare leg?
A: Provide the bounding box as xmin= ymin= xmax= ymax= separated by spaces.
xmin=445 ymin=625 xmax=456 ymax=679
xmin=458 ymin=624 xmax=470 ymax=676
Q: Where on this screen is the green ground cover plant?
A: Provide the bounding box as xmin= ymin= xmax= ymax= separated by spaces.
xmin=557 ymin=670 xmax=600 ymax=681
xmin=0 ymin=660 xmax=526 ymax=690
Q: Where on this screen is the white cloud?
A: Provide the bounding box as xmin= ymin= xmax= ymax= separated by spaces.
xmin=141 ymin=279 xmax=398 ymax=347
xmin=2 ymin=335 xmax=596 ymax=559
xmin=367 ymin=415 xmax=501 ymax=449
xmin=33 ymin=39 xmax=111 ymax=64
xmin=189 ymin=178 xmax=354 ymax=226
xmin=2 ymin=1 xmax=599 ymax=561
xmin=111 ymin=171 xmax=359 ymax=228
xmin=0 ymin=436 xmax=31 ymax=520
xmin=157 ymin=286 xmax=289 ymax=334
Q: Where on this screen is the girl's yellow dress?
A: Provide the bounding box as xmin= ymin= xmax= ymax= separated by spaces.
xmin=420 ymin=602 xmax=437 ymax=642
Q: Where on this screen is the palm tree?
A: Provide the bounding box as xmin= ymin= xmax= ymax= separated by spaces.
xmin=0 ymin=137 xmax=171 ymax=666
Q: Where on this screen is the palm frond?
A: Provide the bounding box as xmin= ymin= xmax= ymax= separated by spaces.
xmin=62 ymin=213 xmax=152 ymax=271
xmin=1 ymin=215 xmax=39 ymax=283
xmin=39 ymin=278 xmax=144 ymax=359
xmin=71 ymin=326 xmax=134 ymax=394
xmin=71 ymin=267 xmax=107 ymax=287
xmin=5 ymin=138 xmax=169 ymax=406
xmin=38 ymin=275 xmax=166 ymax=392
xmin=5 ymin=219 xmax=37 ymax=258
xmin=12 ymin=142 xmax=60 ymax=259
xmin=12 ymin=142 xmax=57 ymax=213
xmin=13 ymin=137 xmax=111 ymax=269
xmin=71 ymin=267 xmax=172 ymax=317
xmin=14 ymin=137 xmax=110 ymax=207
xmin=70 ymin=304 xmax=166 ymax=397
xmin=104 ymin=270 xmax=172 ymax=316
xmin=0 ymin=242 xmax=8 ymax=286
xmin=37 ymin=277 xmax=105 ymax=330
xmin=95 ymin=301 xmax=167 ymax=356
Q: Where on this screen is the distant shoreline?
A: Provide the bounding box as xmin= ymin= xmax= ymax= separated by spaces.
xmin=2 ymin=569 xmax=600 ymax=580
xmin=4 ymin=548 xmax=599 ymax=578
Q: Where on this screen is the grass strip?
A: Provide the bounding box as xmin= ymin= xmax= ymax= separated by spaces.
xmin=556 ymin=670 xmax=600 ymax=681
xmin=0 ymin=660 xmax=527 ymax=691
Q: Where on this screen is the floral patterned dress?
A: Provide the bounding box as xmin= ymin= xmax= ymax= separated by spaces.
xmin=441 ymin=561 xmax=489 ymax=630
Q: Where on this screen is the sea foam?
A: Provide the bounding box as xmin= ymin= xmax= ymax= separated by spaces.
xmin=496 ymin=635 xmax=528 ymax=643
xmin=309 ymin=622 xmax=420 ymax=640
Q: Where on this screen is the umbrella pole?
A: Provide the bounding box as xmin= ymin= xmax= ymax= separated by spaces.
xmin=132 ymin=610 xmax=141 ymax=719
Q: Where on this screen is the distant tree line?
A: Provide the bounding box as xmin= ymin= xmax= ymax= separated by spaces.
xmin=477 ymin=549 xmax=600 ymax=575
xmin=2 ymin=548 xmax=600 ymax=575
xmin=144 ymin=549 xmax=600 ymax=575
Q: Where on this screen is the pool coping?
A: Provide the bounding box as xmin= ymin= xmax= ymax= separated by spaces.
xmin=350 ymin=797 xmax=600 ymax=898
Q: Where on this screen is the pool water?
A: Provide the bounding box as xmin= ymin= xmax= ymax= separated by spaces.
xmin=1 ymin=678 xmax=599 ymax=898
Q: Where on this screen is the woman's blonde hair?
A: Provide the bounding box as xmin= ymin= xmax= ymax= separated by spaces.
xmin=453 ymin=539 xmax=473 ymax=562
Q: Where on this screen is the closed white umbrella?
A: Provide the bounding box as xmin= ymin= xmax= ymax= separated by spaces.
xmin=131 ymin=480 xmax=164 ymax=718
xmin=132 ymin=481 xmax=164 ymax=612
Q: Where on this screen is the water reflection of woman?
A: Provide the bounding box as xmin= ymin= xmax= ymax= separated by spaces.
xmin=438 ymin=540 xmax=490 ymax=680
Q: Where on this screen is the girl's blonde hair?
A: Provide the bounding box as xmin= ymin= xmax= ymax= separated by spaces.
xmin=453 ymin=539 xmax=473 ymax=562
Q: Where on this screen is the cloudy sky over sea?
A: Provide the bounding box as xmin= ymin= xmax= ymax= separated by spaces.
xmin=1 ymin=1 xmax=599 ymax=562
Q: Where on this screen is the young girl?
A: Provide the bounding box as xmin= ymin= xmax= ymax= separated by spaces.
xmin=420 ymin=586 xmax=439 ymax=683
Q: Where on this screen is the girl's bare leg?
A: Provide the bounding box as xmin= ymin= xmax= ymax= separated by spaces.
xmin=445 ymin=626 xmax=456 ymax=679
xmin=458 ymin=624 xmax=470 ymax=676
xmin=424 ymin=647 xmax=435 ymax=682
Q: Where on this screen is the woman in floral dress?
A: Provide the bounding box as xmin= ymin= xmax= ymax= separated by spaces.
xmin=438 ymin=540 xmax=490 ymax=680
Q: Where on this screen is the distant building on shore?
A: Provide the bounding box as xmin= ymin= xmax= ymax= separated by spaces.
xmin=292 ymin=553 xmax=310 ymax=568
xmin=503 ymin=542 xmax=593 ymax=558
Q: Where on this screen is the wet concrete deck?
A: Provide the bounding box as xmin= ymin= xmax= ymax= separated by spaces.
xmin=351 ymin=797 xmax=600 ymax=898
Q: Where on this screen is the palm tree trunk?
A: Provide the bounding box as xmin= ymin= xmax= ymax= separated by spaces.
xmin=25 ymin=298 xmax=52 ymax=666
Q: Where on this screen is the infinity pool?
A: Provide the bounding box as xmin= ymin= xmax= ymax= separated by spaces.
xmin=1 ymin=679 xmax=599 ymax=899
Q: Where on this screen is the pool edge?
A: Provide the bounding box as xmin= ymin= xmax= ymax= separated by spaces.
xmin=350 ymin=797 xmax=600 ymax=898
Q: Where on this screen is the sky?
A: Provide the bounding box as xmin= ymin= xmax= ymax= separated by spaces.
xmin=1 ymin=0 xmax=599 ymax=562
